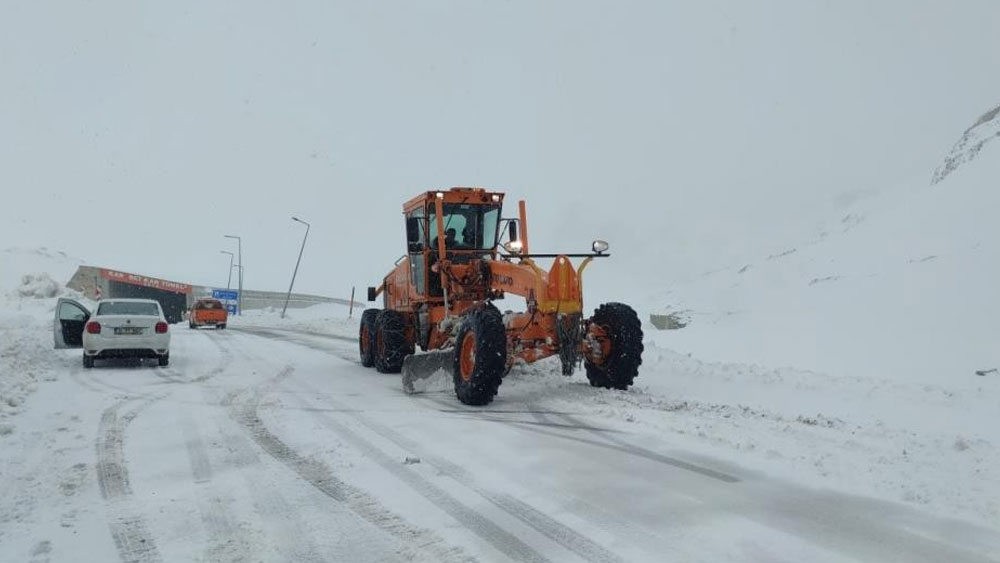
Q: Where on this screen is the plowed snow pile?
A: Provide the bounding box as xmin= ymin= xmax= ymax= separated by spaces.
xmin=0 ymin=248 xmax=87 ymax=434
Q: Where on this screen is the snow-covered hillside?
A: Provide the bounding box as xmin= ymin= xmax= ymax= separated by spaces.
xmin=646 ymin=107 xmax=1000 ymax=387
xmin=635 ymin=106 xmax=1000 ymax=526
xmin=933 ymin=103 xmax=1000 ymax=185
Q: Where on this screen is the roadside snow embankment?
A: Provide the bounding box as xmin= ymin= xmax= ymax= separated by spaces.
xmin=0 ymin=248 xmax=88 ymax=435
xmin=0 ymin=286 xmax=64 ymax=435
xmin=231 ymin=303 xmax=361 ymax=338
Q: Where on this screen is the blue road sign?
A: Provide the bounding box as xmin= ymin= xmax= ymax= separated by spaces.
xmin=213 ymin=289 xmax=239 ymax=301
xmin=226 ymin=304 xmax=238 ymax=314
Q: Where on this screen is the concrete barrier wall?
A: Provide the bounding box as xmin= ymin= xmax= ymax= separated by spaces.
xmin=67 ymin=265 xmax=355 ymax=313
xmin=211 ymin=288 xmax=356 ymax=311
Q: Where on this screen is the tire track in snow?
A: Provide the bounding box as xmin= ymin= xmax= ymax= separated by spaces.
xmin=226 ymin=367 xmax=474 ymax=563
xmin=183 ymin=327 xmax=263 ymax=563
xmin=208 ymin=387 xmax=328 ymax=563
xmin=96 ymin=399 xmax=163 ymax=563
xmin=425 ymin=394 xmax=739 ymax=483
xmin=238 ymin=323 xmax=620 ymax=562
xmin=294 ymin=380 xmax=622 ymax=563
xmin=151 ymin=329 xmax=234 ymax=385
xmin=229 ymin=326 xmax=360 ymax=364
xmin=179 ymin=414 xmax=256 ymax=563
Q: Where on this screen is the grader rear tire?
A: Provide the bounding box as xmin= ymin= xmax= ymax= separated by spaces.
xmin=452 ymin=305 xmax=506 ymax=406
xmin=584 ymin=303 xmax=644 ymax=390
xmin=359 ymin=309 xmax=379 ymax=367
xmin=375 ymin=310 xmax=411 ymax=374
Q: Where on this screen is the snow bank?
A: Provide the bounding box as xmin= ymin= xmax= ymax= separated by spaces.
xmin=13 ymin=273 xmax=63 ymax=299
xmin=0 ymin=248 xmax=88 ymax=435
xmin=232 ymin=302 xmax=364 ymax=338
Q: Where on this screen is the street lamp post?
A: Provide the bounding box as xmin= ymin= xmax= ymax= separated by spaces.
xmin=220 ymin=251 xmax=234 ymax=290
xmin=224 ymin=235 xmax=243 ymax=315
xmin=282 ymin=217 xmax=311 ymax=319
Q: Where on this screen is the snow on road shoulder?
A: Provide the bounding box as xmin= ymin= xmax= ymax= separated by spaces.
xmin=1 ymin=248 xmax=90 ymax=436
xmin=495 ymin=338 xmax=999 ymax=531
xmin=1 ymin=295 xmax=62 ymax=435
xmin=231 ymin=303 xmax=361 ymax=339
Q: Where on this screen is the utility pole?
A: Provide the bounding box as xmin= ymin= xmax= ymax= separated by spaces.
xmin=282 ymin=217 xmax=311 ymax=319
xmin=225 ymin=235 xmax=243 ymax=315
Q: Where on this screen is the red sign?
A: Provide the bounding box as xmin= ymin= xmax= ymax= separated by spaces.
xmin=100 ymin=269 xmax=192 ymax=294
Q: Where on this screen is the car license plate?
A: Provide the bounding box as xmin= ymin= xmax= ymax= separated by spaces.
xmin=114 ymin=327 xmax=145 ymax=335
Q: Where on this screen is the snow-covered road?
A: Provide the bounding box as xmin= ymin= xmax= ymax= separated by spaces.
xmin=2 ymin=325 xmax=998 ymax=563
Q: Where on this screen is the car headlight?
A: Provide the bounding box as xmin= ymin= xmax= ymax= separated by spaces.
xmin=592 ymin=240 xmax=610 ymax=254
xmin=503 ymin=240 xmax=524 ymax=254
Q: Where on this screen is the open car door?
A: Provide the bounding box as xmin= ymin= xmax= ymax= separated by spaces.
xmin=54 ymin=298 xmax=90 ymax=349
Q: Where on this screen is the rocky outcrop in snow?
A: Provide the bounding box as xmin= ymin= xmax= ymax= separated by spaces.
xmin=932 ymin=103 xmax=1000 ymax=184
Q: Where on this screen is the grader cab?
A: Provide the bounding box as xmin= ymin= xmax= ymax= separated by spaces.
xmin=360 ymin=187 xmax=643 ymax=405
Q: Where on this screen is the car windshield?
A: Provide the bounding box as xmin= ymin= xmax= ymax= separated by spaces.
xmin=96 ymin=301 xmax=160 ymax=316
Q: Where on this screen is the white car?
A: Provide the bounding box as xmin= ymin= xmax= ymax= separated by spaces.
xmin=54 ymin=298 xmax=171 ymax=368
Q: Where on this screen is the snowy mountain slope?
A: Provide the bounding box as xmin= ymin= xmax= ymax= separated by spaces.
xmin=933 ymin=103 xmax=1000 ymax=185
xmin=631 ymin=109 xmax=1000 ymax=526
xmin=645 ymin=121 xmax=1000 ymax=386
xmin=1 ymin=247 xmax=83 ymax=292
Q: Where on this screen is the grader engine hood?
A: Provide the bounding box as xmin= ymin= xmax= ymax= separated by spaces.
xmin=487 ymin=255 xmax=595 ymax=314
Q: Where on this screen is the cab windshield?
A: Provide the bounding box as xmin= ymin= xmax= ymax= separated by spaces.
xmin=428 ymin=204 xmax=500 ymax=250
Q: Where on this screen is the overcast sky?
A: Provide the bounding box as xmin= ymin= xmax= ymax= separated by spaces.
xmin=2 ymin=1 xmax=998 ymax=304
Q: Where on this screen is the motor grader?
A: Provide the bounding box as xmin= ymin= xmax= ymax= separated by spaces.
xmin=360 ymin=187 xmax=643 ymax=406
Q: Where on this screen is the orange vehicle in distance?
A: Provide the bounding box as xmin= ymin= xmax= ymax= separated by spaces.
xmin=189 ymin=298 xmax=228 ymax=330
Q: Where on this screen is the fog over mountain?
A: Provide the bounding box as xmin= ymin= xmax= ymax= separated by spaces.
xmin=2 ymin=1 xmax=999 ymax=304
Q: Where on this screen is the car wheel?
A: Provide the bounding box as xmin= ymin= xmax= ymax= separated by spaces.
xmin=158 ymin=354 xmax=170 ymax=367
xmin=83 ymin=354 xmax=94 ymax=369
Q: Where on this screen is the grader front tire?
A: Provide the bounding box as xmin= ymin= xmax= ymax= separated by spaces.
xmin=584 ymin=303 xmax=644 ymax=390
xmin=375 ymin=310 xmax=412 ymax=374
xmin=453 ymin=305 xmax=507 ymax=406
xmin=359 ymin=309 xmax=379 ymax=368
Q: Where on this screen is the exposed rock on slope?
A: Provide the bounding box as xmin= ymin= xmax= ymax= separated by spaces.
xmin=932 ymin=103 xmax=1000 ymax=184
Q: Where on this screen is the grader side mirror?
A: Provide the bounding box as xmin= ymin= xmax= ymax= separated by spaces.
xmin=508 ymin=220 xmax=519 ymax=242
xmin=367 ymin=287 xmax=377 ymax=302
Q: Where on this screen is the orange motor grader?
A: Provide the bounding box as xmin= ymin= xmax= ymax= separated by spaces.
xmin=360 ymin=187 xmax=643 ymax=406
